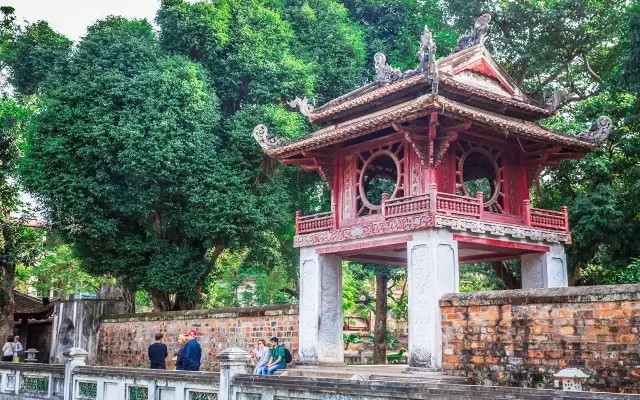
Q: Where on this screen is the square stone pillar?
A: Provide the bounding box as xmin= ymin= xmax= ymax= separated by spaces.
xmin=407 ymin=230 xmax=458 ymax=369
xmin=298 ymin=248 xmax=344 ymax=365
xmin=521 ymin=244 xmax=568 ymax=288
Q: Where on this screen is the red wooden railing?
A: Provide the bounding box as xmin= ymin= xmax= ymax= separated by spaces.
xmin=435 ymin=192 xmax=483 ymax=219
xmin=523 ymin=201 xmax=569 ymax=232
xmin=295 ymin=190 xmax=569 ymax=234
xmin=382 ymin=193 xmax=432 ymax=218
xmin=296 ymin=210 xmax=334 ymax=234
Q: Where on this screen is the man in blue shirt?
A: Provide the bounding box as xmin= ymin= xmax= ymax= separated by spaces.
xmin=179 ymin=330 xmax=202 ymax=371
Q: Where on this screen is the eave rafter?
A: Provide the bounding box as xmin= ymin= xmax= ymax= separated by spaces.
xmin=280 ymin=149 xmax=336 ymax=190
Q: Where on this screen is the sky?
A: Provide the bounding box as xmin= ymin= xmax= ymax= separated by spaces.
xmin=3 ymin=0 xmax=162 ymax=42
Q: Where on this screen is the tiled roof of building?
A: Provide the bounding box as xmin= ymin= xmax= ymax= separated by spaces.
xmin=14 ymin=291 xmax=54 ymax=321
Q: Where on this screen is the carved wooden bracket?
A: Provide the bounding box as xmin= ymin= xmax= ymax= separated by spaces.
xmin=433 ymin=121 xmax=471 ymax=168
xmin=392 ymin=121 xmax=430 ymax=166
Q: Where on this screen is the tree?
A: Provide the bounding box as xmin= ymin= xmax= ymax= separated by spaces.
xmin=5 ymin=21 xmax=71 ymax=95
xmin=0 ymin=96 xmax=42 ymax=341
xmin=17 ymin=18 xmax=227 ymax=310
xmin=15 ymin=243 xmax=114 ymax=299
xmin=343 ymin=0 xmax=457 ymax=75
xmin=441 ymin=0 xmax=625 ymax=103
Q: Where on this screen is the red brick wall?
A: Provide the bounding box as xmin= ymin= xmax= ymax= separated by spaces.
xmin=440 ymin=284 xmax=640 ymax=393
xmin=97 ymin=304 xmax=298 ymax=371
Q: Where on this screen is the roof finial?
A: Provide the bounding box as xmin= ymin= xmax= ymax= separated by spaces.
xmin=577 ymin=116 xmax=613 ymax=145
xmin=374 ymin=53 xmax=403 ymax=84
xmin=455 ymin=13 xmax=492 ymax=52
xmin=416 ymin=25 xmax=439 ymax=93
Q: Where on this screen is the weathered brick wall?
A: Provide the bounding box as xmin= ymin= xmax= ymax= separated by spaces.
xmin=97 ymin=304 xmax=298 ymax=371
xmin=441 ymin=284 xmax=640 ymax=393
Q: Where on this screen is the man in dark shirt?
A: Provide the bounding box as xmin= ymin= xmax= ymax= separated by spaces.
xmin=148 ymin=333 xmax=168 ymax=369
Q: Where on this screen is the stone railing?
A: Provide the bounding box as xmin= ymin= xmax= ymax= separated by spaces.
xmin=72 ymin=366 xmax=219 ymax=400
xmin=0 ymin=362 xmax=65 ymax=399
xmin=1 ymin=346 xmax=637 ymax=400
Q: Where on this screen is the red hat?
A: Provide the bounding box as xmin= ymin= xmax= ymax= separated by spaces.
xmin=187 ymin=330 xmax=198 ymax=337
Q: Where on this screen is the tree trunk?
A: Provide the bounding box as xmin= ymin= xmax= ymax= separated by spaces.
xmin=373 ymin=273 xmax=388 ymax=364
xmin=490 ymin=261 xmax=522 ymax=289
xmin=150 ymin=290 xmax=171 ymax=312
xmin=0 ymin=262 xmax=16 ymax=342
xmin=120 ymin=285 xmax=137 ymax=314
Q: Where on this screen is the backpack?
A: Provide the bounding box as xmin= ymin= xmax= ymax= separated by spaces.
xmin=283 ymin=347 xmax=292 ymax=364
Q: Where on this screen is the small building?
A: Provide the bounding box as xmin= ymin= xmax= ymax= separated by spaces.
xmin=13 ymin=290 xmax=55 ymax=363
xmin=253 ymin=15 xmax=612 ymax=368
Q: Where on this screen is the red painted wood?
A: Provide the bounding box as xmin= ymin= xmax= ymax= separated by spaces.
xmin=343 ymin=255 xmax=406 ymax=266
xmin=452 ymin=58 xmax=515 ymax=94
xmin=453 ymin=234 xmax=550 ymax=252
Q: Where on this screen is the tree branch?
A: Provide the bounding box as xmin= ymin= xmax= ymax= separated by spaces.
xmin=582 ymin=53 xmax=603 ymax=84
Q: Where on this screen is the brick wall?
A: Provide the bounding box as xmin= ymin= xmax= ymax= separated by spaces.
xmin=440 ymin=284 xmax=640 ymax=393
xmin=97 ymin=304 xmax=298 ymax=371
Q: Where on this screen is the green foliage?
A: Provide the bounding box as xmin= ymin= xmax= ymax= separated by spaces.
xmin=6 ymin=21 xmax=71 ymax=95
xmin=15 ymin=244 xmax=114 ymax=298
xmin=343 ymin=0 xmax=457 ymax=74
xmin=442 ymin=0 xmax=625 ymax=98
xmin=459 ymin=263 xmax=506 ymax=293
xmin=367 ymin=331 xmax=400 ymax=349
xmin=343 ymin=332 xmax=362 ymax=350
xmin=272 ymin=0 xmax=366 ymax=103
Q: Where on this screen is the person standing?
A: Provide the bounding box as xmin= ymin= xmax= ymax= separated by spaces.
xmin=252 ymin=339 xmax=270 ymax=375
xmin=2 ymin=336 xmax=15 ymax=362
xmin=179 ymin=330 xmax=202 ymax=371
xmin=13 ymin=336 xmax=22 ymax=361
xmin=175 ymin=334 xmax=187 ymax=370
xmin=148 ymin=333 xmax=168 ymax=370
xmin=266 ymin=337 xmax=286 ymax=375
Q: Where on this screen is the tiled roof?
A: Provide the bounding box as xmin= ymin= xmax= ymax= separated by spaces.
xmin=14 ymin=291 xmax=54 ymax=320
xmin=265 ymin=94 xmax=593 ymax=158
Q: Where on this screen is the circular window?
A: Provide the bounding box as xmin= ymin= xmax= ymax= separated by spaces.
xmin=359 ymin=151 xmax=400 ymax=210
xmin=459 ymin=148 xmax=500 ymax=207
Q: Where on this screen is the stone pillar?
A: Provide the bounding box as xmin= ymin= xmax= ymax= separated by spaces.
xmin=521 ymin=244 xmax=568 ymax=288
xmin=217 ymin=347 xmax=250 ymax=400
xmin=63 ymin=348 xmax=88 ymax=400
xmin=407 ymin=230 xmax=458 ymax=369
xmin=298 ymin=248 xmax=344 ymax=365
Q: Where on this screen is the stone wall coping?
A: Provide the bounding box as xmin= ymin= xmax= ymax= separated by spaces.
xmin=101 ymin=304 xmax=298 ymax=323
xmin=0 ymin=361 xmax=65 ymax=374
xmin=74 ymin=366 xmax=220 ymax=384
xmin=233 ymin=375 xmax=640 ymax=399
xmin=439 ymin=284 xmax=640 ymax=307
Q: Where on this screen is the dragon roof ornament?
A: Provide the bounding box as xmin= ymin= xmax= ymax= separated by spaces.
xmin=252 ymin=124 xmax=288 ymax=150
xmin=577 ymin=116 xmax=613 ymax=145
xmin=417 ymin=24 xmax=439 ymax=93
xmin=455 ymin=13 xmax=492 ymax=52
xmin=374 ymin=52 xmax=404 ymax=84
xmin=286 ymin=97 xmax=315 ymax=117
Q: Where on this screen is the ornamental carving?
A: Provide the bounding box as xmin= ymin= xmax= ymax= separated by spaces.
xmin=435 ymin=215 xmax=572 ymax=244
xmin=374 ymin=53 xmax=403 ymax=84
xmin=286 ymin=97 xmax=315 ymax=117
xmin=455 ymin=141 xmax=505 ymax=213
xmin=577 ymin=116 xmax=613 ymax=145
xmin=455 ymin=14 xmax=492 ymax=52
xmin=252 ymin=124 xmax=288 ymax=150
xmin=294 ymin=214 xmax=434 ymax=248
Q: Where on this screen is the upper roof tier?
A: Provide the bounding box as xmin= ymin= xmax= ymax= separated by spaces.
xmin=254 ymin=15 xmax=612 ymax=160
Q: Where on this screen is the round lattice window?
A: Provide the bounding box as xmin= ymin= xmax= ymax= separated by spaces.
xmin=457 ymin=145 xmax=504 ymax=212
xmin=358 ymin=151 xmax=401 ymax=211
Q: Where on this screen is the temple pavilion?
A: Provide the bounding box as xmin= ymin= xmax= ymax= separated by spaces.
xmin=252 ymin=15 xmax=612 ymax=369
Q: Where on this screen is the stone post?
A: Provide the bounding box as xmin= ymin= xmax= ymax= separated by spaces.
xmin=521 ymin=244 xmax=568 ymax=288
xmin=217 ymin=347 xmax=251 ymax=400
xmin=63 ymin=348 xmax=88 ymax=400
xmin=298 ymin=248 xmax=344 ymax=365
xmin=407 ymin=230 xmax=458 ymax=369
